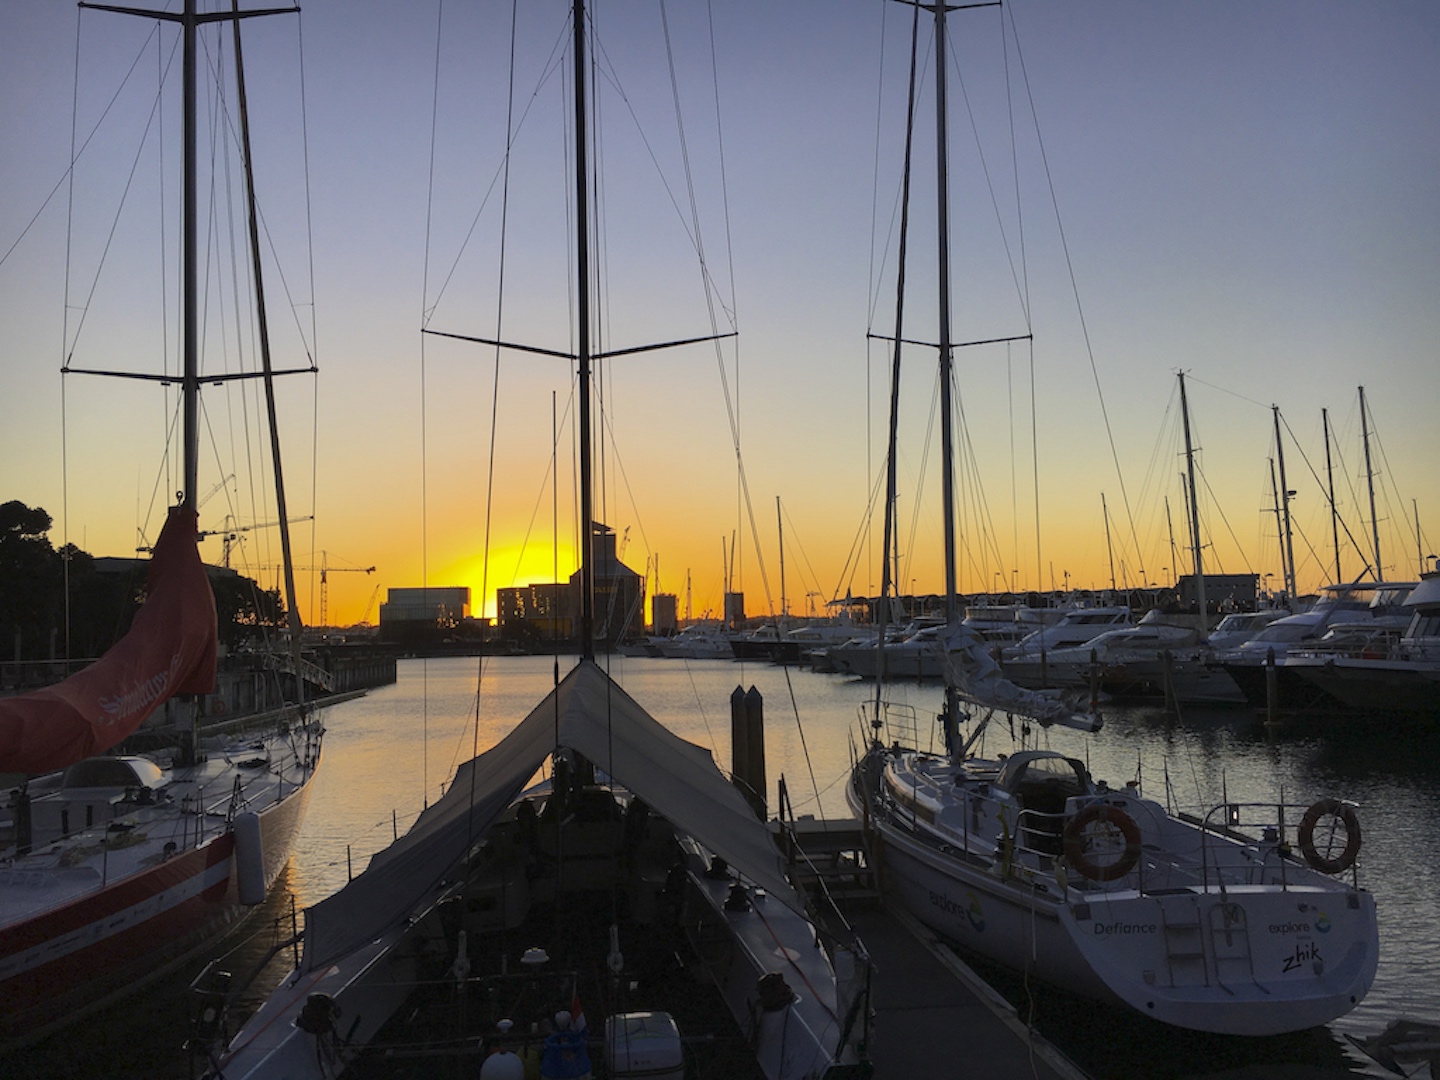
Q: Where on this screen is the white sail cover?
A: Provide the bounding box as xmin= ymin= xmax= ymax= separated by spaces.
xmin=302 ymin=660 xmax=800 ymax=971
xmin=942 ymin=624 xmax=1100 ymax=731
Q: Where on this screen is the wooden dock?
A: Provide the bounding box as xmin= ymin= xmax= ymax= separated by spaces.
xmin=777 ymin=816 xmax=1090 ymax=1080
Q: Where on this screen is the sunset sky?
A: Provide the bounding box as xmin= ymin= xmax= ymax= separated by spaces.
xmin=2 ymin=1 xmax=1436 ymax=628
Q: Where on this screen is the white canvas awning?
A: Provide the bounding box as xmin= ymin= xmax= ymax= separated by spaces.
xmin=303 ymin=660 xmax=800 ymax=971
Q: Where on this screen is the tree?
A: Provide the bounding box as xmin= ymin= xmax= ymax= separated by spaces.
xmin=0 ymin=501 xmax=64 ymax=660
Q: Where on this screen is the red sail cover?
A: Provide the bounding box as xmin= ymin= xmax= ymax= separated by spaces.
xmin=0 ymin=505 xmax=217 ymax=774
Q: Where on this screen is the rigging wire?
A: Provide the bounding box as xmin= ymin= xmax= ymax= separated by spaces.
xmin=469 ymin=0 xmax=525 ymax=786
xmin=1003 ymin=5 xmax=1146 ymax=584
xmin=417 ymin=0 xmax=448 ymax=808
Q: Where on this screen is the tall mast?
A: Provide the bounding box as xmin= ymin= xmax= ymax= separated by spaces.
xmin=1268 ymin=458 xmax=1283 ymax=596
xmin=1360 ymin=385 xmax=1382 ymax=580
xmin=1164 ymin=496 xmax=1178 ymax=587
xmin=78 ymin=0 xmax=296 ymax=507
xmin=875 ymin=3 xmax=921 ymax=706
xmin=1323 ymin=407 xmax=1341 ymax=584
xmin=1416 ymin=500 xmax=1425 ymax=578
xmin=776 ymin=497 xmax=787 ymax=623
xmin=1177 ymin=372 xmax=1208 ymax=629
xmin=1102 ymin=493 xmax=1116 ymax=592
xmin=573 ymin=0 xmax=595 ymax=659
xmin=934 ymin=0 xmax=957 ymax=628
xmin=229 ymin=2 xmax=304 ymax=696
xmin=180 ymin=0 xmax=199 ymax=505
xmin=930 ymin=0 xmax=965 ymax=753
xmin=1272 ymin=406 xmax=1297 ymax=599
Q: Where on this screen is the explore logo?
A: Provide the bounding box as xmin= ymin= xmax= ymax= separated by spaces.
xmin=929 ymin=889 xmax=986 ymax=933
xmin=1269 ymin=921 xmax=1311 ymax=935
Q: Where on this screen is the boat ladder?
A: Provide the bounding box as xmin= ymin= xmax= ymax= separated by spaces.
xmin=1160 ymin=898 xmax=1209 ymax=987
xmin=1208 ymin=901 xmax=1260 ymax=994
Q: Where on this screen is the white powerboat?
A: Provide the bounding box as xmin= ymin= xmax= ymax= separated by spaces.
xmin=1282 ymin=571 xmax=1440 ymax=718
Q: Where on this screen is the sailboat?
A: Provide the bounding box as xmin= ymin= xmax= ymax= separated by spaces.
xmin=0 ymin=0 xmax=321 ymax=1046
xmin=201 ymin=4 xmax=870 ymax=1077
xmin=847 ymin=2 xmax=1377 ymax=1036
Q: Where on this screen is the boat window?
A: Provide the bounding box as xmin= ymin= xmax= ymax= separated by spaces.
xmin=1408 ymin=614 xmax=1440 ymax=638
xmin=1252 ymin=622 xmax=1315 ymax=644
xmin=997 ymin=754 xmax=1087 ymax=795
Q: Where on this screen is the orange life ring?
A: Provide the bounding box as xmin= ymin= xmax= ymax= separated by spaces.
xmin=210 ymin=698 xmax=227 ymax=715
xmin=1063 ymin=803 xmax=1142 ymax=882
xmin=1298 ymin=797 xmax=1361 ymax=874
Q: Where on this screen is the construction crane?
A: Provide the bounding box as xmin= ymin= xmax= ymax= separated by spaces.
xmin=255 ymin=552 xmax=375 ymax=627
xmin=197 ymin=513 xmax=315 ymax=568
xmin=360 ymin=582 xmax=382 ymax=627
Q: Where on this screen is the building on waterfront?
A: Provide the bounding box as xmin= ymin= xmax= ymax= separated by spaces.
xmin=1176 ymin=573 xmax=1260 ymax=613
xmin=651 ymin=593 xmax=678 ymax=636
xmin=496 ymin=583 xmax=573 ymax=641
xmin=724 ymin=591 xmax=745 ymax=630
xmin=378 ymin=586 xmax=470 ymax=644
xmin=496 ymin=522 xmax=644 ymax=648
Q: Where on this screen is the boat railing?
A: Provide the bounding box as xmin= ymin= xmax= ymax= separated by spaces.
xmin=1007 ymin=797 xmax=1365 ymax=895
xmin=1186 ymin=800 xmax=1363 ymax=892
xmin=860 ymin=699 xmax=929 ymax=754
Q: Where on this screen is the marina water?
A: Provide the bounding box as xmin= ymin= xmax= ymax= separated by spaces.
xmin=7 ymin=654 xmax=1436 ymax=1078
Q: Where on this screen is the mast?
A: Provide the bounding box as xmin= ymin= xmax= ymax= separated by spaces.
xmin=230 ymin=2 xmax=304 ymax=696
xmin=1360 ymin=385 xmax=1382 ymax=580
xmin=934 ymin=0 xmax=957 ymax=631
xmin=1177 ymin=372 xmax=1208 ymax=629
xmin=1102 ymin=493 xmax=1116 ymax=593
xmin=930 ymin=0 xmax=965 ymax=752
xmin=1268 ymin=458 xmax=1283 ymax=598
xmin=1272 ymin=406 xmax=1297 ymax=599
xmin=180 ymin=0 xmax=199 ymax=505
xmin=776 ymin=497 xmax=787 ymax=624
xmin=1323 ymin=407 xmax=1341 ymax=584
xmin=1164 ymin=495 xmax=1178 ymax=587
xmin=80 ymin=0 xmax=292 ymax=504
xmin=1416 ymin=500 xmax=1425 ymax=578
xmin=573 ymin=0 xmax=595 ymax=659
xmin=875 ymin=3 xmax=922 ymax=708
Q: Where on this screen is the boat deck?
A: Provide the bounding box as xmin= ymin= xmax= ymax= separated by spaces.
xmin=781 ymin=816 xmax=1088 ymax=1080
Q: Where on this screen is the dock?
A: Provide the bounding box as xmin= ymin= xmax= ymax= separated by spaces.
xmin=777 ymin=816 xmax=1089 ymax=1080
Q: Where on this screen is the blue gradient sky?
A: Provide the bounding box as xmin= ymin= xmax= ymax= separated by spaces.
xmin=2 ymin=1 xmax=1436 ymax=625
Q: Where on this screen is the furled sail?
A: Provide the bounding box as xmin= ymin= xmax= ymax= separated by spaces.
xmin=0 ymin=505 xmax=217 ymax=774
xmin=942 ymin=624 xmax=1102 ymax=733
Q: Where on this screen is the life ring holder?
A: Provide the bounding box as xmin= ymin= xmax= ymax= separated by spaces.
xmin=1297 ymin=797 xmax=1361 ymax=874
xmin=1063 ymin=802 xmax=1142 ymax=882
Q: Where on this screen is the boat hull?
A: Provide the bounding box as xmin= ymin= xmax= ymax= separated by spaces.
xmin=1285 ymin=659 xmax=1440 ymax=717
xmin=851 ymin=770 xmax=1377 ymax=1036
xmin=0 ymin=769 xmax=312 ymax=1045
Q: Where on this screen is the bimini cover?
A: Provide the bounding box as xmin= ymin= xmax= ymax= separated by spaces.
xmin=302 ymin=659 xmax=801 ymax=972
xmin=0 ymin=505 xmax=217 ymax=774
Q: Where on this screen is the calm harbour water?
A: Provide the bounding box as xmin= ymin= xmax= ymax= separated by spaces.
xmin=7 ymin=654 xmax=1438 ymax=1078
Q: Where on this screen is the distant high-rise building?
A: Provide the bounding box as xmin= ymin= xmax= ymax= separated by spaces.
xmin=724 ymin=591 xmax=745 ymax=630
xmin=651 ymin=593 xmax=678 ymax=635
xmin=496 ymin=522 xmax=644 ymax=647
